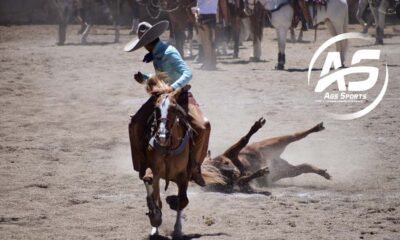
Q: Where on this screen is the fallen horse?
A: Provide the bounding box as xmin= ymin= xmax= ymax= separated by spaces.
xmin=203 ymin=118 xmax=331 ymax=194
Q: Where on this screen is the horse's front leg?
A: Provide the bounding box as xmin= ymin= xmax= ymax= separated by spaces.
xmin=81 ymin=23 xmax=92 ymax=44
xmin=275 ymin=28 xmax=287 ymax=70
xmin=233 ymin=16 xmax=241 ymax=58
xmin=143 ymin=168 xmax=162 ymax=236
xmin=289 ymin=27 xmax=296 ymax=42
xmin=166 ymin=173 xmax=189 ymax=238
xmin=297 ymin=28 xmax=303 ymax=42
xmin=187 ymin=25 xmax=194 ymax=57
xmin=252 ymin=27 xmax=262 ymax=61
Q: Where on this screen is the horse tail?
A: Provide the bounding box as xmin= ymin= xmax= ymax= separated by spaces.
xmin=201 ymin=163 xmax=227 ymax=185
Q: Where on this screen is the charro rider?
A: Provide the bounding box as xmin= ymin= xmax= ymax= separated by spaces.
xmin=125 ymin=21 xmax=211 ymax=187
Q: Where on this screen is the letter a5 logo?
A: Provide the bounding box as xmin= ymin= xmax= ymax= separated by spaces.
xmin=315 ymin=49 xmax=381 ymax=92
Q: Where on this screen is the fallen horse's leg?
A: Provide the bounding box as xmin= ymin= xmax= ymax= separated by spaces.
xmin=270 ymin=158 xmax=331 ymax=182
xmin=223 ymin=117 xmax=266 ymax=174
xmin=237 ymin=166 xmax=269 ymax=186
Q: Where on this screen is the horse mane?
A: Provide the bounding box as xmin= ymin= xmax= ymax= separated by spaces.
xmin=145 ymin=72 xmax=170 ymax=95
xmin=202 ymin=162 xmax=227 ymax=185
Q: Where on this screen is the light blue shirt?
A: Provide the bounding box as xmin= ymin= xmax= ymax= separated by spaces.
xmin=144 ymin=41 xmax=192 ymax=90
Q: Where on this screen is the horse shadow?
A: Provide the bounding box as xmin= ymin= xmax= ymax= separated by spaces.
xmin=287 ymin=39 xmax=312 ymax=44
xmin=284 ymin=67 xmax=322 ymax=72
xmin=219 ymin=60 xmax=251 ymax=64
xmin=148 ymin=232 xmax=230 ymax=240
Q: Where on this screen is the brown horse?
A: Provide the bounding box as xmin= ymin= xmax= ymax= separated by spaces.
xmin=221 ymin=0 xmax=265 ymax=59
xmin=204 ymin=118 xmax=331 ymax=194
xmin=142 ymin=74 xmax=224 ymax=238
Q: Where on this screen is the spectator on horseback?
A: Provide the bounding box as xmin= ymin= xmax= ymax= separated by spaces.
xmin=125 ymin=21 xmax=211 ymax=187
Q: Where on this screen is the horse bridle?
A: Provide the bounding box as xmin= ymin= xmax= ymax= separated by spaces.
xmin=148 ymin=104 xmax=192 ymax=156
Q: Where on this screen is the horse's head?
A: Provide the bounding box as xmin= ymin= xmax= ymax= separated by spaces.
xmin=244 ymin=0 xmax=256 ymax=16
xmin=152 ymin=87 xmax=186 ymax=147
xmin=204 ymin=151 xmax=240 ymax=179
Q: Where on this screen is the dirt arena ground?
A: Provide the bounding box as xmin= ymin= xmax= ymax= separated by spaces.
xmin=0 ymin=23 xmax=399 ymax=239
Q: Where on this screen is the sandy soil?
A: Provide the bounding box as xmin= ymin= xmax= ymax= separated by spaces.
xmin=0 ymin=24 xmax=399 ymax=240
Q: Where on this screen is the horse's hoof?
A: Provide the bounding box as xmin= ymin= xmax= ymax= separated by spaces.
xmin=249 ymin=57 xmax=261 ymax=62
xmin=274 ymin=64 xmax=284 ymax=70
xmin=172 ymin=231 xmax=183 ymax=239
xmin=147 ymin=208 xmax=162 ymax=227
xmin=150 ymin=227 xmax=159 ymax=236
xmin=321 ymin=169 xmax=331 ymax=180
xmin=315 ymin=122 xmax=325 ymax=131
xmin=166 ymin=195 xmax=179 ymax=211
xmin=146 ymin=196 xmax=162 ymax=227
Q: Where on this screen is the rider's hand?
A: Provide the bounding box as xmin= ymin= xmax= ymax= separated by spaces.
xmin=142 ymin=52 xmax=153 ymax=63
xmin=134 ymin=72 xmax=145 ymax=84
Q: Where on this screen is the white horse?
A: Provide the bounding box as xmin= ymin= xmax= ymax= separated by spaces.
xmin=244 ymin=0 xmax=348 ymax=70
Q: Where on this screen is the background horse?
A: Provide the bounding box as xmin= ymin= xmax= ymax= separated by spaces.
xmin=53 ymin=0 xmax=126 ymax=44
xmin=244 ymin=0 xmax=348 ymax=69
xmin=142 ymin=74 xmax=224 ymax=238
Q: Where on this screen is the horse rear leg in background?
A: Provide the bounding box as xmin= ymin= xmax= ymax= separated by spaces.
xmin=166 ymin=173 xmax=189 ymax=239
xmin=369 ymin=0 xmax=389 ymax=44
xmin=111 ymin=0 xmax=121 ymax=43
xmin=271 ymin=4 xmax=293 ymax=70
xmin=57 ymin=2 xmax=72 ymax=45
xmin=324 ymin=1 xmax=348 ymax=65
xmin=268 ymin=157 xmax=331 ymax=182
xmin=250 ymin=5 xmax=264 ymax=61
xmin=187 ymin=24 xmax=194 ymax=57
xmin=143 ymin=168 xmax=162 ymax=236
